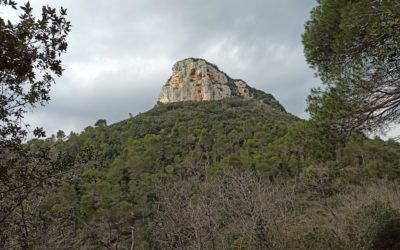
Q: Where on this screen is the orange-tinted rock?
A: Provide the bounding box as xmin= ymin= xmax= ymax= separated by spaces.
xmin=158 ymin=58 xmax=252 ymax=103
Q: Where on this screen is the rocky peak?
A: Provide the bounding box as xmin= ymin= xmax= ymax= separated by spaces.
xmin=158 ymin=58 xmax=251 ymax=103
xmin=158 ymin=58 xmax=285 ymax=111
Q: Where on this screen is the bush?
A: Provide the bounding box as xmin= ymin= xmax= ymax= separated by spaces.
xmin=350 ymin=202 xmax=400 ymax=249
xmin=301 ymin=227 xmax=344 ymax=250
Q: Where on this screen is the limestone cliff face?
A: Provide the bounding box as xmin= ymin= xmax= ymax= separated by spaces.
xmin=158 ymin=58 xmax=286 ymax=112
xmin=158 ymin=58 xmax=251 ymax=103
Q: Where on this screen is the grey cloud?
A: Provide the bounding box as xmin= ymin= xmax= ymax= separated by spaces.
xmin=19 ymin=0 xmax=319 ymax=135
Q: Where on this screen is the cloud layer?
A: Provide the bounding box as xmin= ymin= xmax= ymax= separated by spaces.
xmin=4 ymin=0 xmax=321 ymax=135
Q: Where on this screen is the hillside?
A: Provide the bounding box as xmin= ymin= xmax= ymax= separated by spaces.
xmin=6 ymin=59 xmax=400 ymax=249
xmin=69 ymin=97 xmax=296 ymax=175
xmin=2 ymin=1 xmax=400 ymax=249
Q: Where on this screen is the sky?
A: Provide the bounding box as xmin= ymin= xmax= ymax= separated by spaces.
xmin=2 ymin=0 xmax=398 ymax=139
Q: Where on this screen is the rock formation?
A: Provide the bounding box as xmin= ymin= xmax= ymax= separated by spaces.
xmin=158 ymin=58 xmax=252 ymax=103
xmin=158 ymin=58 xmax=286 ymax=111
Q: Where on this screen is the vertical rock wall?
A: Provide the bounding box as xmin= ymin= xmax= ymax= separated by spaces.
xmin=158 ymin=58 xmax=251 ymax=103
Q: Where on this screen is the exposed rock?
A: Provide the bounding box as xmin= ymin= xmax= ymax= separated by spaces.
xmin=158 ymin=58 xmax=286 ymax=112
xmin=159 ymin=58 xmax=247 ymax=103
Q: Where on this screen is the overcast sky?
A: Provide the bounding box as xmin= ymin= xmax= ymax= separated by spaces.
xmin=2 ymin=0 xmax=398 ymax=138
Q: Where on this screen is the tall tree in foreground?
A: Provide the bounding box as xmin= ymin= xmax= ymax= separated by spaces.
xmin=0 ymin=0 xmax=71 ymax=247
xmin=302 ymin=0 xmax=400 ymax=135
xmin=0 ymin=0 xmax=70 ymax=145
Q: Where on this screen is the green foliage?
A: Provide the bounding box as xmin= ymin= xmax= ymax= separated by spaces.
xmin=248 ymin=86 xmax=286 ymax=112
xmin=303 ymin=0 xmax=400 ymax=133
xmin=56 ymin=129 xmax=66 ymax=141
xmin=20 ymin=97 xmax=398 ymax=248
xmin=0 ymin=2 xmax=71 ymax=246
xmin=3 ymin=1 xmax=400 ymax=248
xmin=350 ymin=202 xmax=400 ymax=249
xmin=0 ymin=1 xmax=71 ymax=145
xmin=94 ymin=119 xmax=107 ymax=127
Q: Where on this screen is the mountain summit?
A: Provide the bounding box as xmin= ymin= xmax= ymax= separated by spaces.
xmin=158 ymin=58 xmax=285 ymax=111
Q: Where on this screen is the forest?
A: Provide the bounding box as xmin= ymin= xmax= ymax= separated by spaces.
xmin=1 ymin=0 xmax=400 ymax=249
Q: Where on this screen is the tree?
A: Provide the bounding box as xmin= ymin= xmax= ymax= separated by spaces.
xmin=0 ymin=0 xmax=71 ymax=145
xmin=56 ymin=129 xmax=66 ymax=141
xmin=302 ymin=0 xmax=400 ymax=135
xmin=94 ymin=119 xmax=107 ymax=127
xmin=0 ymin=1 xmax=71 ymax=247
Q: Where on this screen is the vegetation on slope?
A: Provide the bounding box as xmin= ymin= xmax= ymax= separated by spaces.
xmin=2 ymin=0 xmax=400 ymax=249
xmin=8 ymin=98 xmax=398 ymax=249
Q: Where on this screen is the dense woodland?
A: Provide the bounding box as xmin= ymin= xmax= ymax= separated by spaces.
xmin=3 ymin=98 xmax=400 ymax=249
xmin=1 ymin=0 xmax=400 ymax=249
